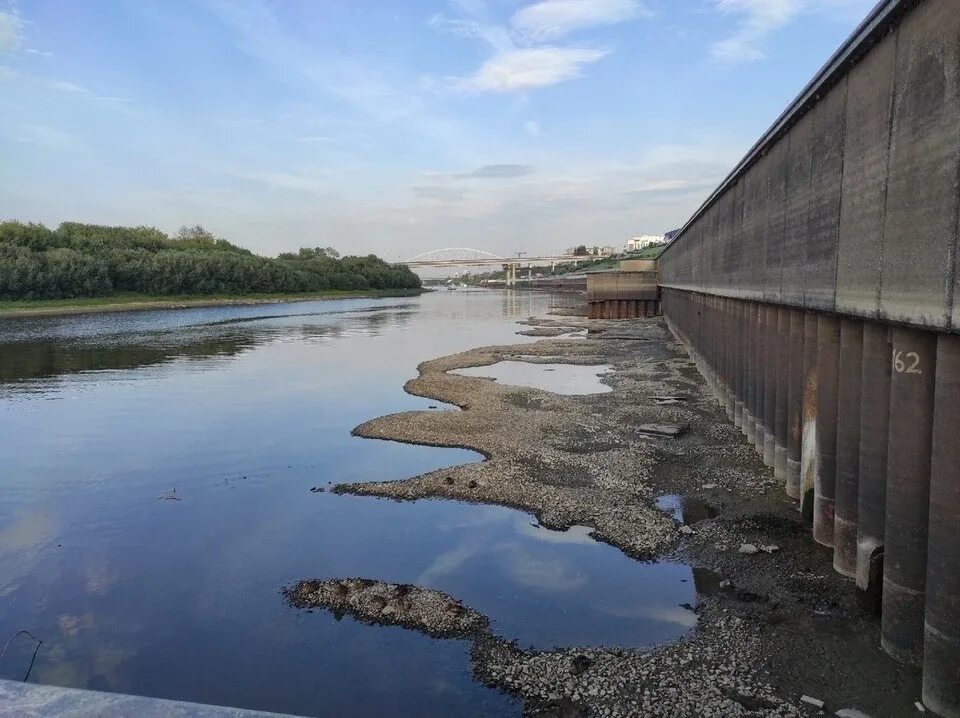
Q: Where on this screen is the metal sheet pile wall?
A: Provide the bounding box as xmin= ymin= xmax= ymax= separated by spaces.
xmin=657 ymin=2 xmax=960 ymax=715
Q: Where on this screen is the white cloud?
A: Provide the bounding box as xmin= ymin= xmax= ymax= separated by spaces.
xmin=434 ymin=0 xmax=645 ymax=94
xmin=0 ymin=9 xmax=23 ymax=54
xmin=25 ymin=48 xmax=54 ymax=57
xmin=523 ymin=119 xmax=541 ymax=136
xmin=452 ymin=45 xmax=608 ymax=93
xmin=511 ymin=0 xmax=648 ymax=42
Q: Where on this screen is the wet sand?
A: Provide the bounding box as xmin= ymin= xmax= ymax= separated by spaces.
xmin=296 ymin=314 xmax=922 ymax=717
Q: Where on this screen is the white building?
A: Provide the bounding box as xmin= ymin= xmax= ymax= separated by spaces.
xmin=626 ymin=235 xmax=664 ymax=252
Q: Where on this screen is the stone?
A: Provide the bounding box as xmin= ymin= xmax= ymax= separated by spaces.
xmin=636 ymin=423 xmax=688 ymax=438
xmin=679 ymin=525 xmax=695 ymax=535
xmin=760 ymin=544 xmax=780 ymax=554
xmin=801 ymin=695 xmax=825 ymax=709
xmin=738 ymin=544 xmax=760 ymax=555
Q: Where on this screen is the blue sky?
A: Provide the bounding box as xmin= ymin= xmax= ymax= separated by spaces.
xmin=0 ymin=0 xmax=877 ymax=260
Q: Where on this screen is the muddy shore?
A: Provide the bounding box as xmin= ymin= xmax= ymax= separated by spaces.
xmin=293 ymin=314 xmax=922 ymax=717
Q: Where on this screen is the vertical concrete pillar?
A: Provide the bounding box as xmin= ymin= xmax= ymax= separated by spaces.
xmin=774 ymin=308 xmax=791 ymax=485
xmin=857 ymin=323 xmax=891 ymax=605
xmin=745 ymin=302 xmax=757 ymax=442
xmin=814 ymin=315 xmax=841 ymax=547
xmin=763 ymin=305 xmax=779 ymax=467
xmin=786 ymin=309 xmax=804 ymax=499
xmin=923 ymin=334 xmax=960 ymax=716
xmin=800 ymin=311 xmax=819 ymax=521
xmin=882 ymin=327 xmax=937 ymax=665
xmin=725 ymin=299 xmax=736 ymax=419
xmin=733 ymin=299 xmax=746 ymax=429
xmin=754 ymin=303 xmax=767 ymax=454
xmin=834 ymin=318 xmax=864 ymax=578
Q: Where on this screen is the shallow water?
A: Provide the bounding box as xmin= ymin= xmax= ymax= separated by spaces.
xmin=0 ymin=291 xmax=695 ymax=717
xmin=453 ymin=361 xmax=613 ymax=395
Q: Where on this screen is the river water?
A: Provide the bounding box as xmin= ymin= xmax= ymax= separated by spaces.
xmin=0 ymin=291 xmax=696 ymax=717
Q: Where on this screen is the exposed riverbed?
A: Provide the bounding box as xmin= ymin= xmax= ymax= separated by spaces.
xmin=0 ymin=291 xmax=923 ymax=717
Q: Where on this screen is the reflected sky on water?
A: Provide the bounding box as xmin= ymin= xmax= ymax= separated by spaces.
xmin=0 ymin=291 xmax=696 ymax=717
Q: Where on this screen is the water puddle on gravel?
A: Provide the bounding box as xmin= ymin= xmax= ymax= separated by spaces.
xmin=453 ymin=361 xmax=613 ymax=395
xmin=656 ymin=494 xmax=718 ymax=524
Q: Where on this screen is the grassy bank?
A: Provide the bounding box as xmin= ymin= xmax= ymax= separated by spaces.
xmin=0 ymin=288 xmax=426 ymax=318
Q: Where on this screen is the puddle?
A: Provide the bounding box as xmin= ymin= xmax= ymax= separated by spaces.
xmin=453 ymin=361 xmax=613 ymax=395
xmin=656 ymin=494 xmax=718 ymax=524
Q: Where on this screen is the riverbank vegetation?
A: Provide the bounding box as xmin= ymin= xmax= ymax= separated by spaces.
xmin=0 ymin=221 xmax=421 ymax=300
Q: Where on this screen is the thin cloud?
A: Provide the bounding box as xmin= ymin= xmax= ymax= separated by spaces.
xmin=710 ymin=0 xmax=870 ymax=63
xmin=0 ymin=9 xmax=22 ymax=54
xmin=451 ymin=45 xmax=608 ymax=93
xmin=457 ymin=163 xmax=533 ymax=179
xmin=25 ymin=48 xmax=54 ymax=57
xmin=412 ymin=185 xmax=466 ymax=201
xmin=13 ymin=123 xmax=80 ymax=151
xmin=511 ymin=0 xmax=649 ymax=42
xmin=51 ymin=80 xmax=90 ymax=94
xmin=523 ymin=120 xmax=542 ymax=136
xmin=711 ymin=0 xmax=801 ymax=62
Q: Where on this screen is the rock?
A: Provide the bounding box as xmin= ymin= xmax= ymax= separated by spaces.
xmin=760 ymin=544 xmax=780 ymax=554
xmin=468 ymin=480 xmax=478 ymax=489
xmin=719 ymin=579 xmax=732 ymax=589
xmin=801 ymin=695 xmax=825 ymax=709
xmin=835 ymin=709 xmax=873 ymax=717
xmin=738 ymin=544 xmax=760 ymax=555
xmin=444 ymin=476 xmax=454 ymax=485
xmin=679 ymin=525 xmax=695 ymax=535
xmin=915 ymin=702 xmax=926 ymax=712
xmin=310 ymin=486 xmax=325 ymax=493
xmin=570 ymin=655 xmax=592 ymax=675
xmin=701 ymin=483 xmax=718 ymax=490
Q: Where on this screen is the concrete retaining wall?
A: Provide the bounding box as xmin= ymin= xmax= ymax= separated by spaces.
xmin=657 ymin=1 xmax=960 ymax=715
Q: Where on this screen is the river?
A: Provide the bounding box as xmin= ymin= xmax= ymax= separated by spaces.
xmin=0 ymin=290 xmax=696 ymax=717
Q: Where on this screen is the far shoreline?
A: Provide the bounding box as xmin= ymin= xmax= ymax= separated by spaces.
xmin=0 ymin=288 xmax=430 ymax=319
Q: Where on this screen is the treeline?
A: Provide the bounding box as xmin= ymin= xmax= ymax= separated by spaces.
xmin=0 ymin=221 xmax=421 ymax=300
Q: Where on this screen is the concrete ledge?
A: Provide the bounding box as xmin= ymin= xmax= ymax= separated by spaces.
xmin=0 ymin=680 xmax=303 ymax=718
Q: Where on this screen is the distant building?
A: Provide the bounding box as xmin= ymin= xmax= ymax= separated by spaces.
xmin=626 ymin=235 xmax=664 ymax=252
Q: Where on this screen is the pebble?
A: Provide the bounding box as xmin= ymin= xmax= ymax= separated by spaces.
xmin=679 ymin=525 xmax=695 ymax=535
xmin=738 ymin=543 xmax=760 ymax=555
xmin=915 ymin=702 xmax=926 ymax=712
xmin=761 ymin=544 xmax=780 ymax=554
xmin=801 ymin=695 xmax=825 ymax=709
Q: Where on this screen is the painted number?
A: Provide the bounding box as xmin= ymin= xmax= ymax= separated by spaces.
xmin=893 ymin=350 xmax=922 ymax=374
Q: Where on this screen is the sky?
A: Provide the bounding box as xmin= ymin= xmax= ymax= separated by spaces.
xmin=0 ymin=0 xmax=878 ymax=261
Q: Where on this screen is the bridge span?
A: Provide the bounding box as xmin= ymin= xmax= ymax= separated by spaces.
xmin=402 ymin=248 xmax=595 ymax=285
xmin=652 ymin=1 xmax=960 ymax=714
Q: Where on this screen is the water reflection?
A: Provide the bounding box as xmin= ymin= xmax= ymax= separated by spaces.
xmin=0 ymin=291 xmax=695 ymax=717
